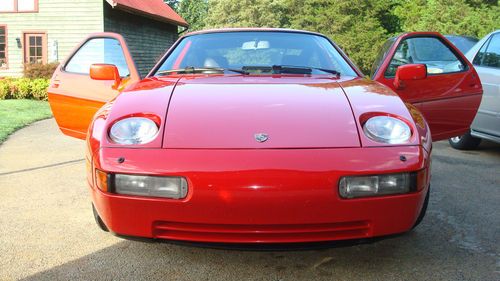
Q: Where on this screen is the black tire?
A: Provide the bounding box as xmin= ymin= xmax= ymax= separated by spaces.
xmin=412 ymin=186 xmax=430 ymax=229
xmin=448 ymin=131 xmax=481 ymax=150
xmin=92 ymin=204 xmax=109 ymax=232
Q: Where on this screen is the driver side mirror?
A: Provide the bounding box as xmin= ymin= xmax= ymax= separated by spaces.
xmin=90 ymin=64 xmax=121 ymax=89
xmin=394 ymin=64 xmax=427 ymax=89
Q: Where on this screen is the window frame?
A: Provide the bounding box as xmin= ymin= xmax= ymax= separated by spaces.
xmin=62 ymin=37 xmax=131 ymax=78
xmin=148 ymin=30 xmax=363 ymax=78
xmin=383 ymin=35 xmax=469 ymax=79
xmin=0 ymin=0 xmax=39 ymax=13
xmin=370 ymin=37 xmax=396 ymax=79
xmin=473 ymin=33 xmax=500 ymax=70
xmin=23 ymin=31 xmax=47 ymax=65
xmin=0 ymin=25 xmax=8 ymax=69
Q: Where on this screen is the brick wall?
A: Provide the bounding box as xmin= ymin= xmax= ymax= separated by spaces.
xmin=104 ymin=4 xmax=178 ymax=77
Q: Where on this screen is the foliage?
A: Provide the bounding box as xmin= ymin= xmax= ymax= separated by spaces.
xmin=23 ymin=62 xmax=59 ymax=79
xmin=11 ymin=78 xmax=32 ymax=99
xmin=0 ymin=78 xmax=50 ymax=100
xmin=393 ymin=0 xmax=500 ymax=38
xmin=0 ymin=79 xmax=11 ymax=100
xmin=177 ymin=0 xmax=209 ymax=31
xmin=0 ymin=100 xmax=52 ymax=143
xmin=196 ymin=0 xmax=500 ymax=73
xmin=164 ymin=0 xmax=180 ymax=10
xmin=30 ymin=79 xmax=50 ymax=101
xmin=286 ymin=0 xmax=390 ymax=74
xmin=205 ymin=0 xmax=290 ymax=28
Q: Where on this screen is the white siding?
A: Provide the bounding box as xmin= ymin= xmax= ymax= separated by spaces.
xmin=0 ymin=0 xmax=104 ymax=77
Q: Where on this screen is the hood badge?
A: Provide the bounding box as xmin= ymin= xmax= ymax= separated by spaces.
xmin=254 ymin=133 xmax=269 ymax=143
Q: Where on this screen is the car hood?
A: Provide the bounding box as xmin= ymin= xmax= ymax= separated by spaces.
xmin=162 ymin=75 xmax=360 ymax=149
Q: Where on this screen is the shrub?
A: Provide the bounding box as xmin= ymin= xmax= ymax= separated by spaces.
xmin=0 ymin=78 xmax=11 ymax=99
xmin=0 ymin=78 xmax=50 ymax=100
xmin=30 ymin=79 xmax=50 ymax=101
xmin=10 ymin=78 xmax=32 ymax=99
xmin=23 ymin=62 xmax=59 ymax=79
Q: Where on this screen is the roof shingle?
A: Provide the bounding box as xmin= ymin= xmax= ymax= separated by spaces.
xmin=106 ymin=0 xmax=188 ymax=27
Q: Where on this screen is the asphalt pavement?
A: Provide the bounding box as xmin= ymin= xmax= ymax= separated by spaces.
xmin=0 ymin=119 xmax=499 ymax=281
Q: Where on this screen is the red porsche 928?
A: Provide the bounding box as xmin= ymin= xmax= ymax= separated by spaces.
xmin=48 ymin=29 xmax=482 ymax=245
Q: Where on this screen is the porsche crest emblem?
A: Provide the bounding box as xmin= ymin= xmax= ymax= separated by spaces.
xmin=254 ymin=133 xmax=269 ymax=143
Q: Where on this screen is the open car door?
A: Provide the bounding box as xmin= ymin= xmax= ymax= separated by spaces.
xmin=371 ymin=32 xmax=482 ymax=141
xmin=48 ymin=33 xmax=140 ymax=139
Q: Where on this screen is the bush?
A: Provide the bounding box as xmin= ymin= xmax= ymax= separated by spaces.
xmin=10 ymin=78 xmax=32 ymax=99
xmin=23 ymin=62 xmax=59 ymax=79
xmin=30 ymin=79 xmax=50 ymax=101
xmin=0 ymin=78 xmax=50 ymax=100
xmin=0 ymin=78 xmax=11 ymax=99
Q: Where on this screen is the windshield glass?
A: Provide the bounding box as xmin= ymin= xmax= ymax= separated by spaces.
xmin=445 ymin=35 xmax=479 ymax=54
xmin=154 ymin=31 xmax=357 ymax=76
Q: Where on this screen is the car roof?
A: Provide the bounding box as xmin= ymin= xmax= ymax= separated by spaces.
xmin=465 ymin=30 xmax=500 ymax=62
xmin=444 ymin=34 xmax=479 ymax=41
xmin=183 ymin=28 xmax=325 ymax=38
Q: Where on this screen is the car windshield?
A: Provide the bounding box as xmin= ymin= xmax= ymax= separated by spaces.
xmin=154 ymin=31 xmax=357 ymax=76
xmin=445 ymin=35 xmax=479 ymax=54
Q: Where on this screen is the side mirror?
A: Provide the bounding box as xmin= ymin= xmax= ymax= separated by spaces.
xmin=394 ymin=64 xmax=427 ymax=89
xmin=90 ymin=64 xmax=121 ymax=89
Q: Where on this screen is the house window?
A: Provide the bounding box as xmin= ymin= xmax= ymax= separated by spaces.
xmin=0 ymin=26 xmax=7 ymax=68
xmin=0 ymin=0 xmax=38 ymax=12
xmin=24 ymin=33 xmax=46 ymax=64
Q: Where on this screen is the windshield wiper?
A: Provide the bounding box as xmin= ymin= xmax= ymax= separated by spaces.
xmin=272 ymin=65 xmax=341 ymax=77
xmin=156 ymin=66 xmax=249 ymax=76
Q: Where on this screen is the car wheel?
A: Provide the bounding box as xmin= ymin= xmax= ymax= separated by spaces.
xmin=412 ymin=186 xmax=430 ymax=229
xmin=448 ymin=131 xmax=481 ymax=150
xmin=92 ymin=204 xmax=109 ymax=232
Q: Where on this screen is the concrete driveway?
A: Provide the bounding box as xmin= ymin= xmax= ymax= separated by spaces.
xmin=1 ymin=119 xmax=499 ymax=280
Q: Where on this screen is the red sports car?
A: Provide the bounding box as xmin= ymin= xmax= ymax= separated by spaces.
xmin=48 ymin=29 xmax=482 ymax=244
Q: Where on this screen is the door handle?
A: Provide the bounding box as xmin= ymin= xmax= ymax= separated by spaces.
xmin=51 ymin=79 xmax=61 ymax=88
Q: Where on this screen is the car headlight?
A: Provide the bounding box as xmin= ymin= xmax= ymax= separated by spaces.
xmin=363 ymin=116 xmax=411 ymax=144
xmin=109 ymin=117 xmax=159 ymax=144
xmin=339 ymin=172 xmax=416 ymax=199
xmin=114 ymin=174 xmax=188 ymax=199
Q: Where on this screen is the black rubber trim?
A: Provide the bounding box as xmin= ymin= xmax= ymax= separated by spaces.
xmin=409 ymin=171 xmax=418 ymax=192
xmin=107 ymin=173 xmax=116 ymax=193
xmin=111 ymin=232 xmax=406 ymax=251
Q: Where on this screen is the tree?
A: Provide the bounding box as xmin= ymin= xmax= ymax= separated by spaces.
xmin=204 ymin=0 xmax=290 ymax=28
xmin=204 ymin=0 xmax=394 ymax=73
xmin=163 ymin=0 xmax=180 ymax=11
xmin=199 ymin=0 xmax=500 ymax=73
xmin=393 ymin=0 xmax=499 ymax=37
xmin=177 ymin=0 xmax=209 ymax=31
xmin=287 ymin=0 xmax=390 ymax=73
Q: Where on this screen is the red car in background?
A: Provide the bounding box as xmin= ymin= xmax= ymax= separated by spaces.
xmin=48 ymin=29 xmax=481 ymax=245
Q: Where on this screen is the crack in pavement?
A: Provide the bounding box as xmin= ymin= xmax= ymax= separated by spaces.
xmin=0 ymin=159 xmax=85 ymax=176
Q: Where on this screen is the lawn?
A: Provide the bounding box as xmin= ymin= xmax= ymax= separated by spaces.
xmin=0 ymin=100 xmax=53 ymax=143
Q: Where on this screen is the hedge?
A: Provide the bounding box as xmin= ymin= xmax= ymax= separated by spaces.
xmin=0 ymin=78 xmax=50 ymax=101
xmin=23 ymin=63 xmax=59 ymax=79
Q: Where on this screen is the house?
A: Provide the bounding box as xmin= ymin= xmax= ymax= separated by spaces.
xmin=0 ymin=0 xmax=188 ymax=78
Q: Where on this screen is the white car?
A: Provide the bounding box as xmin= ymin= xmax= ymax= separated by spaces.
xmin=449 ymin=30 xmax=500 ymax=149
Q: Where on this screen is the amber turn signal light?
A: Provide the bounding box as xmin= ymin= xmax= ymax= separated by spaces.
xmin=95 ymin=169 xmax=109 ymax=192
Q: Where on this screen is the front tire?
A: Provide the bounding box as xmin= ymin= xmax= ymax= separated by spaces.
xmin=92 ymin=204 xmax=109 ymax=232
xmin=412 ymin=186 xmax=430 ymax=229
xmin=448 ymin=131 xmax=481 ymax=150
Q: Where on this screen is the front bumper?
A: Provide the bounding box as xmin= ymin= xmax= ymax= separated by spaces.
xmin=89 ymin=146 xmax=430 ymax=244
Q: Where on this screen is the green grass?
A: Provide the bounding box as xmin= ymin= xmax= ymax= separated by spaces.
xmin=0 ymin=100 xmax=53 ymax=143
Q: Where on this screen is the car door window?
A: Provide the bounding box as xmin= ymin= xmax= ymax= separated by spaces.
xmin=64 ymin=38 xmax=130 ymax=77
xmin=370 ymin=38 xmax=395 ymax=78
xmin=385 ymin=37 xmax=465 ymax=77
xmin=473 ymin=34 xmax=500 ymax=68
